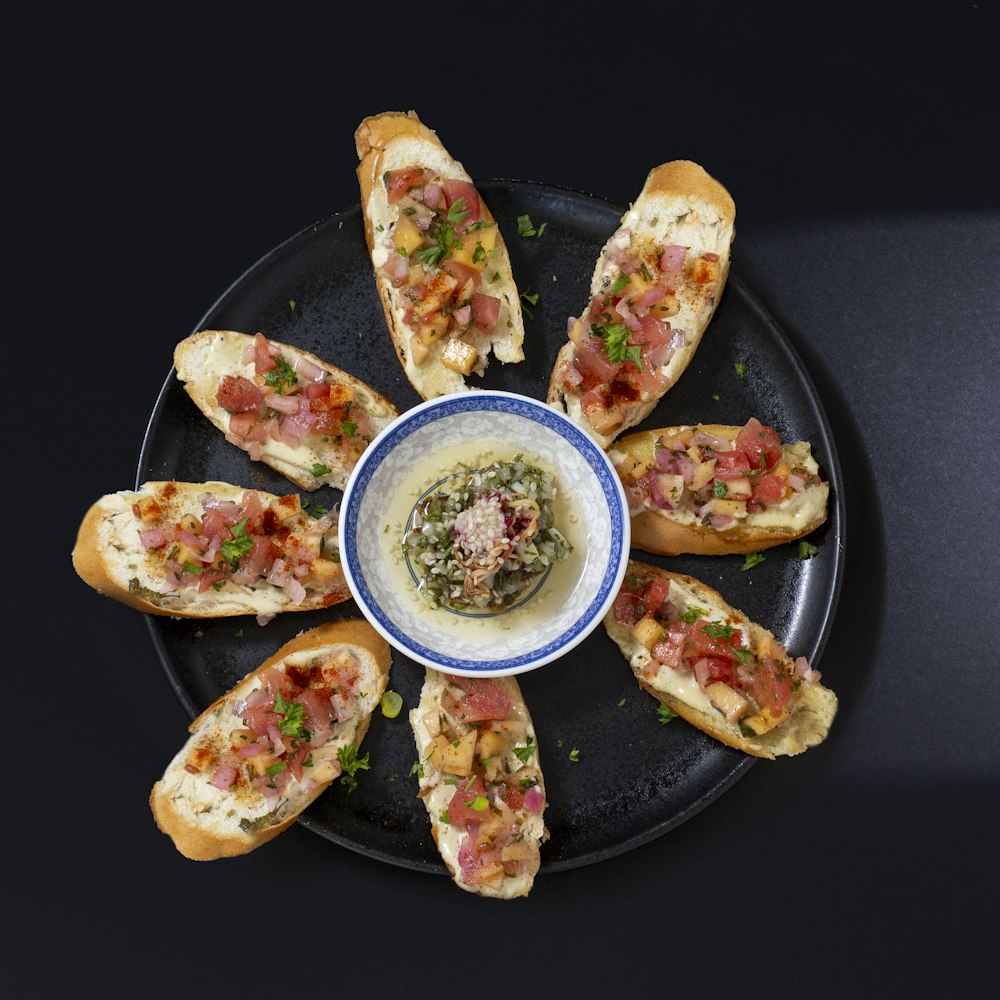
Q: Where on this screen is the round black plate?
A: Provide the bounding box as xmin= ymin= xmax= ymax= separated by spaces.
xmin=139 ymin=181 xmax=844 ymax=874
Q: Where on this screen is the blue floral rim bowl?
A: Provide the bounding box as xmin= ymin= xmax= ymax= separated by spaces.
xmin=338 ymin=390 xmax=630 ymax=677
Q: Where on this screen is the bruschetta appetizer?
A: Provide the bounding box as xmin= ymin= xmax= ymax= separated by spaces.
xmin=548 ymin=160 xmax=736 ymax=448
xmin=606 ymin=561 xmax=836 ymax=758
xmin=610 ymin=418 xmax=829 ymax=556
xmin=150 ymin=618 xmax=391 ymax=860
xmin=355 ymin=110 xmax=525 ymax=399
xmin=174 ymin=329 xmax=398 ymax=492
xmin=72 ymin=480 xmax=350 ymax=617
xmin=410 ymin=669 xmax=548 ymax=899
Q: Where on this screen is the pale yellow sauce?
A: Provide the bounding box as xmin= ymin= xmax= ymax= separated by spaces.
xmin=378 ymin=439 xmax=589 ymax=641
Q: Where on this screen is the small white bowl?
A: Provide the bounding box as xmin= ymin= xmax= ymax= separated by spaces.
xmin=339 ymin=390 xmax=630 ymax=677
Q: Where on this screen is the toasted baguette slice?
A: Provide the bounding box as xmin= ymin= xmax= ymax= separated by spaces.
xmin=150 ymin=618 xmax=391 ymax=860
xmin=72 ymin=481 xmax=350 ymax=617
xmin=174 ymin=329 xmax=398 ymax=492
xmin=548 ymin=160 xmax=736 ymax=449
xmin=355 ymin=110 xmax=525 ymax=399
xmin=410 ymin=668 xmax=547 ymax=898
xmin=605 ymin=561 xmax=836 ymax=758
xmin=609 ymin=419 xmax=829 ymax=556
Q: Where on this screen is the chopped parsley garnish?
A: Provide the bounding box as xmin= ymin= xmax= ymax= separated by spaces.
xmin=311 ymin=462 xmax=331 ymax=478
xmin=337 ymin=744 xmax=370 ymax=793
xmin=512 ymin=740 xmax=535 ymax=764
xmin=520 ymin=290 xmax=539 ymax=319
xmin=657 ymin=704 xmax=678 ymax=725
xmin=414 ymin=221 xmax=458 ymax=267
xmin=610 ymin=273 xmax=631 ymax=295
xmin=591 ymin=323 xmax=642 ymax=369
xmin=734 ymin=362 xmax=746 ymax=377
xmin=309 ymin=505 xmax=329 ymax=519
xmin=262 ymin=357 xmax=297 ymax=393
xmin=341 ymin=420 xmax=357 ymax=437
xmin=408 ymin=760 xmax=424 ymax=779
xmin=517 ymin=214 xmax=539 ymax=237
xmin=568 ymin=748 xmax=580 ymax=762
xmin=472 ymin=243 xmax=485 ymax=263
xmin=741 ymin=551 xmax=766 ymax=571
xmin=288 ymin=299 xmax=296 ymax=311
xmin=265 ymin=760 xmax=286 ymax=779
xmin=713 ymin=480 xmax=728 ymax=499
xmin=799 ymin=540 xmax=820 ymax=559
xmin=617 ymin=697 xmax=626 ymax=707
xmin=220 ymin=518 xmax=253 ymax=570
xmin=680 ymin=606 xmax=707 ymax=624
xmin=272 ymin=691 xmax=310 ymax=740
xmin=703 ymin=623 xmax=735 ymax=640
xmin=446 ymin=197 xmax=471 ymax=227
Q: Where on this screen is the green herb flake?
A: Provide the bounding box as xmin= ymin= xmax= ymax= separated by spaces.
xmin=734 ymin=362 xmax=746 ymax=377
xmin=591 ymin=323 xmax=642 ymax=369
xmin=288 ymin=299 xmax=296 ymax=311
xmin=512 ymin=740 xmax=535 ymax=764
xmin=681 ymin=607 xmax=707 ymax=624
xmin=311 ymin=462 xmax=331 ymax=478
xmin=799 ymin=540 xmax=820 ymax=560
xmin=741 ymin=552 xmax=766 ymax=571
xmin=657 ymin=704 xmax=678 ymax=725
xmin=568 ymin=748 xmax=580 ymax=763
xmin=617 ymin=697 xmax=626 ymax=707
xmin=517 ymin=214 xmax=537 ymax=237
xmin=341 ymin=420 xmax=357 ymax=437
xmin=263 ymin=357 xmax=298 ymax=393
xmin=337 ymin=744 xmax=370 ymax=793
xmin=220 ymin=517 xmax=254 ymax=570
xmin=310 ymin=505 xmax=329 ymax=519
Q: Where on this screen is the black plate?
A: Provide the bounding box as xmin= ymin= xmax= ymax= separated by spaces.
xmin=139 ymin=181 xmax=844 ymax=874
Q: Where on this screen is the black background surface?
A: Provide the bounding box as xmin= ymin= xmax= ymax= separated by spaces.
xmin=16 ymin=3 xmax=998 ymax=997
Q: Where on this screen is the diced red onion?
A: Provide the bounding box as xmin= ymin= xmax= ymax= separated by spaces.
xmin=138 ymin=527 xmax=166 ymax=550
xmin=661 ymin=245 xmax=687 ymax=272
xmin=523 ymin=786 xmax=544 ymax=813
xmin=294 ymin=356 xmax=326 ymax=383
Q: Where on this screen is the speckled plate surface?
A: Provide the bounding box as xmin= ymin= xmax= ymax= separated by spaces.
xmin=139 ymin=181 xmax=844 ymax=874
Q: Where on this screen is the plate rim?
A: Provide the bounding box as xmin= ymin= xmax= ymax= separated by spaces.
xmin=137 ymin=178 xmax=845 ymax=875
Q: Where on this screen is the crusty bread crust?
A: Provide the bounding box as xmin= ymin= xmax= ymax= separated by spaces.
xmin=71 ymin=481 xmax=352 ymax=617
xmin=612 ymin=424 xmax=829 ymax=556
xmin=150 ymin=618 xmax=391 ymax=860
xmin=547 ymin=160 xmax=736 ymax=449
xmin=355 ymin=110 xmax=524 ymax=399
xmin=604 ymin=561 xmax=836 ymax=759
xmin=410 ymin=668 xmax=547 ymax=898
xmin=173 ymin=330 xmax=398 ymax=491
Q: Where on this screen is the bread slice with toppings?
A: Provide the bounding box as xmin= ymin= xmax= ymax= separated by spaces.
xmin=609 ymin=419 xmax=829 ymax=556
xmin=605 ymin=560 xmax=837 ymax=759
xmin=174 ymin=329 xmax=398 ymax=492
xmin=548 ymin=160 xmax=736 ymax=449
xmin=410 ymin=668 xmax=548 ymax=898
xmin=355 ymin=110 xmax=525 ymax=399
xmin=72 ymin=480 xmax=351 ymax=617
xmin=150 ymin=618 xmax=391 ymax=860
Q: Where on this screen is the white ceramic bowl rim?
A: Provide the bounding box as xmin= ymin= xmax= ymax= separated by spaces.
xmin=339 ymin=390 xmax=630 ymax=675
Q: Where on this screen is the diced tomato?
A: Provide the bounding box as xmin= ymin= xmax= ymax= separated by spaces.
xmin=470 ymin=293 xmax=500 ymax=334
xmin=496 ymin=779 xmax=525 ymax=811
xmin=623 ymin=470 xmax=652 ymax=509
xmin=687 ymin=620 xmax=744 ymax=663
xmin=253 ymin=333 xmax=278 ymax=373
xmin=385 ymin=167 xmax=427 ymax=204
xmin=652 ymin=623 xmax=687 ymax=668
xmin=448 ymin=677 xmax=512 ymax=721
xmin=227 ymin=411 xmax=258 ymax=439
xmin=216 ymin=375 xmax=264 ymax=413
xmin=628 ymin=316 xmax=673 ymax=393
xmin=447 ymin=775 xmax=490 ymax=827
xmin=747 ymin=656 xmax=794 ymax=714
xmin=643 ymin=576 xmax=672 ymax=617
xmin=575 ymin=333 xmax=620 ymax=384
xmin=752 ymin=473 xmax=787 ymax=505
xmin=441 ymin=179 xmax=481 ymax=227
xmin=442 ymin=258 xmax=481 ymax=292
xmin=612 ymin=588 xmax=644 ymax=626
xmin=713 ymin=450 xmax=752 ymax=479
xmin=735 ymin=418 xmax=782 ymax=471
